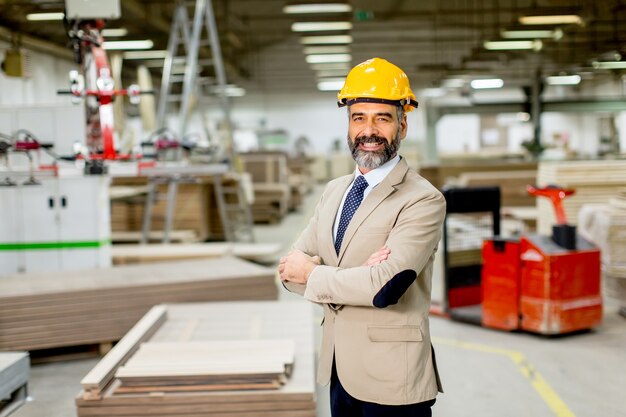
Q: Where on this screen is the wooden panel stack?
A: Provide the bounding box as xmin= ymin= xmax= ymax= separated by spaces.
xmin=114 ymin=340 xmax=295 ymax=393
xmin=578 ymin=194 xmax=626 ymax=306
xmin=287 ymin=157 xmax=315 ymax=211
xmin=419 ymin=161 xmax=537 ymax=190
xmin=240 ymin=152 xmax=290 ymax=223
xmin=0 ymin=257 xmax=278 ymax=351
xmin=110 ymin=174 xmax=244 ymax=241
xmin=0 ymin=352 xmax=29 ymax=416
xmin=537 ymin=160 xmax=626 ymax=235
xmin=457 ymin=170 xmax=537 ymax=206
xmin=76 ymin=301 xmax=316 ymax=417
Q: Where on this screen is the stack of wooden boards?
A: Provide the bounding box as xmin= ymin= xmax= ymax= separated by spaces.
xmin=0 ymin=352 xmax=29 ymax=416
xmin=76 ymin=301 xmax=316 ymax=417
xmin=0 ymin=257 xmax=277 ymax=351
xmin=287 ymin=156 xmax=315 ymax=210
xmin=240 ymin=152 xmax=291 ymax=223
xmin=578 ymin=192 xmax=626 ymax=306
xmin=114 ymin=340 xmax=295 ymax=393
xmin=537 ymin=160 xmax=626 ymax=235
xmin=111 ymin=242 xmax=282 ymax=265
xmin=110 ymin=174 xmax=244 ymax=242
xmin=419 ymin=160 xmax=537 ymax=191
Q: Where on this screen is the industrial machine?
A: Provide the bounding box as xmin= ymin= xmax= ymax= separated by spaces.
xmin=60 ymin=5 xmax=144 ymax=164
xmin=481 ymin=185 xmax=602 ymax=335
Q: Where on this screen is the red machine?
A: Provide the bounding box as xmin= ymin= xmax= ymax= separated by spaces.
xmin=60 ymin=18 xmax=144 ymax=161
xmin=481 ymin=185 xmax=603 ymax=334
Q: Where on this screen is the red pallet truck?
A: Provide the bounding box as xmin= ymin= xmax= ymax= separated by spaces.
xmin=441 ymin=185 xmax=602 ymax=335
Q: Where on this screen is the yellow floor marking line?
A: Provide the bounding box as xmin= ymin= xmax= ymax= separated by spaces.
xmin=433 ymin=337 xmax=576 ymax=417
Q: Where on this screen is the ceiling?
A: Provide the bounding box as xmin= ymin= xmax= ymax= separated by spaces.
xmin=1 ymin=0 xmax=626 ymax=95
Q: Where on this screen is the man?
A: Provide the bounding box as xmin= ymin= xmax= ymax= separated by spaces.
xmin=279 ymin=57 xmax=445 ymax=417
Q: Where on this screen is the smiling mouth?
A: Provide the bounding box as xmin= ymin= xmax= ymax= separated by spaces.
xmin=359 ymin=141 xmax=384 ymax=151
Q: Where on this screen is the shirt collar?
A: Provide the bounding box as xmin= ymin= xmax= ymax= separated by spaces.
xmin=354 ymin=154 xmax=401 ymax=189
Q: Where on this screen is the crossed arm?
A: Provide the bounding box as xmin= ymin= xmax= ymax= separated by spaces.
xmin=278 ymin=245 xmax=390 ymax=284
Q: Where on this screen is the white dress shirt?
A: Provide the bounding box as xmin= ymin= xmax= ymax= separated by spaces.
xmin=332 ymin=155 xmax=401 ymax=243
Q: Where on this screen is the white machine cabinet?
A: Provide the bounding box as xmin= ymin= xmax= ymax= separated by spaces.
xmin=0 ymin=175 xmax=111 ymax=275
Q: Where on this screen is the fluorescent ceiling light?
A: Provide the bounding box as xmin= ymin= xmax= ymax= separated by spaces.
xmin=101 ymin=28 xmax=129 ymax=37
xmin=519 ymin=15 xmax=583 ymax=25
xmin=592 ymin=61 xmax=626 ymax=69
xmin=284 ymin=3 xmax=352 ymax=14
xmin=422 ymin=88 xmax=446 ymax=98
xmin=441 ymin=78 xmax=466 ymax=88
xmin=103 ymin=40 xmax=154 ymax=50
xmin=306 ymin=53 xmax=351 ymax=64
xmin=209 ymin=84 xmax=246 ymax=97
xmin=484 ymin=40 xmax=542 ymax=51
xmin=292 ymin=21 xmax=352 ymax=32
xmin=26 ymin=12 xmax=64 ymax=21
xmin=300 ymin=35 xmax=353 ymax=45
xmin=316 ymin=69 xmax=348 ymax=78
xmin=310 ymin=62 xmax=351 ymax=70
xmin=123 ymin=50 xmax=168 ymax=60
xmin=501 ymin=29 xmax=562 ymax=40
xmin=546 ymin=74 xmax=581 ymax=85
xmin=304 ymin=46 xmax=350 ymax=54
xmin=317 ymin=79 xmax=345 ymax=91
xmin=470 ymin=78 xmax=504 ymax=89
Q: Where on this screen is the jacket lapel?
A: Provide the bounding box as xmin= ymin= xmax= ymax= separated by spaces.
xmin=337 ymin=158 xmax=409 ymax=263
xmin=320 ymin=175 xmax=353 ymax=263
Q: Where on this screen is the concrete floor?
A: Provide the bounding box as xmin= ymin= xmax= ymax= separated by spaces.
xmin=12 ymin=185 xmax=626 ymax=417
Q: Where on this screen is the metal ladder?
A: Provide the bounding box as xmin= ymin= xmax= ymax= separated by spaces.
xmin=154 ymin=0 xmax=254 ymax=243
xmin=213 ymin=174 xmax=255 ymax=243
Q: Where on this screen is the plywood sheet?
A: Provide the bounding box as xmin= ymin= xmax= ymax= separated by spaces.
xmin=76 ymin=301 xmax=316 ymax=417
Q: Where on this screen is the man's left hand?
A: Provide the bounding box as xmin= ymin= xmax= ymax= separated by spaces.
xmin=278 ymin=249 xmax=320 ymax=284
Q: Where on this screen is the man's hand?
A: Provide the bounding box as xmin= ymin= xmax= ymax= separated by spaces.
xmin=363 ymin=245 xmax=391 ymax=266
xmin=278 ymin=249 xmax=321 ymax=284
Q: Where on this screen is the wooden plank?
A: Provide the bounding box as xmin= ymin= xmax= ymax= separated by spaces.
xmin=0 ymin=352 xmax=29 ymax=400
xmin=80 ymin=306 xmax=167 ymax=398
xmin=111 ymin=243 xmax=282 ymax=264
xmin=0 ymin=257 xmax=275 ymax=298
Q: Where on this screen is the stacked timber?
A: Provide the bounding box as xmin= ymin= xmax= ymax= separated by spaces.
xmin=76 ymin=301 xmax=316 ymax=417
xmin=419 ymin=161 xmax=537 ymax=190
xmin=0 ymin=257 xmax=277 ymax=351
xmin=240 ymin=152 xmax=290 ymax=223
xmin=578 ymin=193 xmax=626 ymax=306
xmin=110 ymin=174 xmax=244 ymax=241
xmin=0 ymin=352 xmax=29 ymax=415
xmin=537 ymin=160 xmax=626 ymax=235
xmin=111 ymin=242 xmax=282 ymax=265
xmin=457 ymin=170 xmax=537 ymax=206
xmin=287 ymin=156 xmax=315 ymax=210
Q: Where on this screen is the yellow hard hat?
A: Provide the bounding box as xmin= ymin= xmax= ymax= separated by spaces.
xmin=337 ymin=57 xmax=418 ymax=112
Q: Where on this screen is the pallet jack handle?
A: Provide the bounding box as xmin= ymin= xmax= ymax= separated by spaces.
xmin=527 ymin=185 xmax=575 ymax=225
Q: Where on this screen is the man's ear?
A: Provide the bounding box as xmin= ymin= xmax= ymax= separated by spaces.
xmin=399 ymin=113 xmax=408 ymax=140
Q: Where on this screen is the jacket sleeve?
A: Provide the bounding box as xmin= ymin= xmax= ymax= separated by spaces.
xmin=303 ymin=190 xmax=445 ymax=307
xmin=281 ymin=186 xmax=326 ymax=296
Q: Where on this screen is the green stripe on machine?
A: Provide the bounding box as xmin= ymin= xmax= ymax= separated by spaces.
xmin=0 ymin=240 xmax=111 ymax=251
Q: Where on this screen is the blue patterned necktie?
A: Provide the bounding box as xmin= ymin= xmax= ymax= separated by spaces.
xmin=335 ymin=175 xmax=369 ymax=255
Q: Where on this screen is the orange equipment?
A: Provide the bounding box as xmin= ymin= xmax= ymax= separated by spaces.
xmin=481 ymin=185 xmax=602 ymax=335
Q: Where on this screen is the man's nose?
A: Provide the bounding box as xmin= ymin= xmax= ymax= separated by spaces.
xmin=362 ymin=118 xmax=379 ymax=136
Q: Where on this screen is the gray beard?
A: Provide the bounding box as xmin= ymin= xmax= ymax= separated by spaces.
xmin=347 ymin=133 xmax=400 ymax=170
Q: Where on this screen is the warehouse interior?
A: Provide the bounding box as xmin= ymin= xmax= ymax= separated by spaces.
xmin=1 ymin=1 xmax=625 ymax=416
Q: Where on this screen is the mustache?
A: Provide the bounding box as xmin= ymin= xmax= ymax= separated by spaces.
xmin=354 ymin=135 xmax=387 ymax=145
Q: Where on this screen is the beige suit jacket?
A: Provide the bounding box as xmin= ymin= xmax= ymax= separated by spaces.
xmin=284 ymin=157 xmax=446 ymax=405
